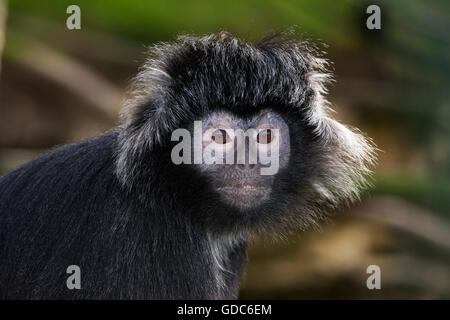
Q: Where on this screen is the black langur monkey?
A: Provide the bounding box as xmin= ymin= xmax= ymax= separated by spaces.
xmin=0 ymin=32 xmax=375 ymax=299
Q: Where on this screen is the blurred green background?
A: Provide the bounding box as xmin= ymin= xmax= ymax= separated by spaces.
xmin=0 ymin=0 xmax=449 ymax=298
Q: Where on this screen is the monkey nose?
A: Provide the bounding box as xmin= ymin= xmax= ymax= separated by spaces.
xmin=237 ymin=163 xmax=257 ymax=171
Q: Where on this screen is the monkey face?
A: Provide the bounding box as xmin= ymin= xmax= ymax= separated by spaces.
xmin=192 ymin=109 xmax=291 ymax=210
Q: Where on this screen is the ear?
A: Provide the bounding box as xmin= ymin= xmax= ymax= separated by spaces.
xmin=115 ymin=49 xmax=190 ymax=188
xmin=299 ymin=47 xmax=377 ymax=208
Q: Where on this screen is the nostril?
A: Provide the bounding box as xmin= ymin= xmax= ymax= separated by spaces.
xmin=237 ymin=163 xmax=256 ymax=170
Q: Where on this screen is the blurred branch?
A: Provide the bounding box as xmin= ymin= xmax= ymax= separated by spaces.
xmin=10 ymin=13 xmax=141 ymax=65
xmin=359 ymin=195 xmax=450 ymax=250
xmin=0 ymin=0 xmax=7 ymax=75
xmin=5 ymin=31 xmax=122 ymax=121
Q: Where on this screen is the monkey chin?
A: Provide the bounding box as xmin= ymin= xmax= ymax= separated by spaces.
xmin=216 ymin=185 xmax=271 ymax=210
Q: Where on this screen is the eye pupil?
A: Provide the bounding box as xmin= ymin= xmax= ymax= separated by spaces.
xmin=212 ymin=129 xmax=228 ymax=144
xmin=257 ymin=129 xmax=272 ymax=144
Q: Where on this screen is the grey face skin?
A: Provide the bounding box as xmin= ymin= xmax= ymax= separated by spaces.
xmin=195 ymin=109 xmax=290 ymax=210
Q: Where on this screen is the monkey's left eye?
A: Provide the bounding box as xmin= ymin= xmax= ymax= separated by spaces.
xmin=257 ymin=129 xmax=273 ymax=144
xmin=212 ymin=129 xmax=230 ymax=144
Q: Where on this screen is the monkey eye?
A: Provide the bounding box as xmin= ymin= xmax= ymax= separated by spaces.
xmin=212 ymin=129 xmax=230 ymax=144
xmin=257 ymin=129 xmax=273 ymax=144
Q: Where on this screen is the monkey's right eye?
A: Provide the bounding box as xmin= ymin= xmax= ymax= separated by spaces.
xmin=257 ymin=129 xmax=273 ymax=144
xmin=212 ymin=129 xmax=230 ymax=144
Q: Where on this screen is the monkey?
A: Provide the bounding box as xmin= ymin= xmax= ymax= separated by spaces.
xmin=0 ymin=32 xmax=375 ymax=299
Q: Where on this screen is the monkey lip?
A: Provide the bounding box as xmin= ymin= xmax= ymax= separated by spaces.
xmin=216 ymin=185 xmax=267 ymax=192
xmin=215 ymin=185 xmax=270 ymax=209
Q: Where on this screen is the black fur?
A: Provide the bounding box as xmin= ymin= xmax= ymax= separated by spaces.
xmin=0 ymin=32 xmax=375 ymax=299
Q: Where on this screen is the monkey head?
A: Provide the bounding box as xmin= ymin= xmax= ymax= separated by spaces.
xmin=116 ymin=32 xmax=376 ymax=235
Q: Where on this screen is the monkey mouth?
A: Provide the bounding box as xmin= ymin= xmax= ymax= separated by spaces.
xmin=217 ymin=185 xmax=265 ymax=191
xmin=215 ymin=185 xmax=270 ymax=209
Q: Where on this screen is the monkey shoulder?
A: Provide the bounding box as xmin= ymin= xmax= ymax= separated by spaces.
xmin=0 ymin=130 xmax=125 ymax=224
